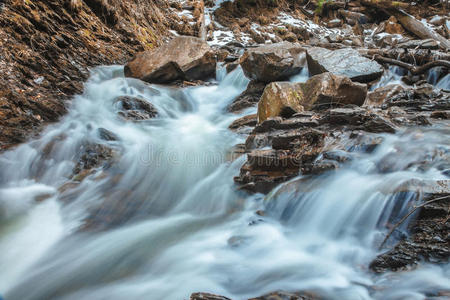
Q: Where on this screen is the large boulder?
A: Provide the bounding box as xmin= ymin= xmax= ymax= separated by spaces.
xmin=257 ymin=82 xmax=306 ymax=123
xmin=257 ymin=73 xmax=367 ymax=123
xmin=124 ymin=36 xmax=217 ymax=84
xmin=306 ymin=47 xmax=384 ymax=83
xmin=240 ymin=42 xmax=306 ymax=83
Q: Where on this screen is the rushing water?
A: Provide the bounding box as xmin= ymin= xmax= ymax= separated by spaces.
xmin=0 ymin=66 xmax=449 ymax=300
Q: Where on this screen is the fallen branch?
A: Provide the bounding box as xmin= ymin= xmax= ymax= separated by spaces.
xmin=392 ymin=10 xmax=450 ymax=50
xmin=360 ymin=0 xmax=409 ymax=10
xmin=360 ymin=48 xmax=450 ymax=64
xmin=379 ymin=195 xmax=450 ymax=250
xmin=359 ymin=1 xmax=450 ymax=50
xmin=374 ymin=55 xmax=450 ymax=75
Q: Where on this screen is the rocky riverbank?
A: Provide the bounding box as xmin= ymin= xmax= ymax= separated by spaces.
xmin=0 ymin=0 xmax=205 ymax=150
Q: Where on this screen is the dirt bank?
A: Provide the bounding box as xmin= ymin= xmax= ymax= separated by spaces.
xmin=0 ymin=0 xmax=199 ymax=150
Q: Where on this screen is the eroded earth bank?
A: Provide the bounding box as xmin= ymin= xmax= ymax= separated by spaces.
xmin=0 ymin=0 xmax=449 ymax=299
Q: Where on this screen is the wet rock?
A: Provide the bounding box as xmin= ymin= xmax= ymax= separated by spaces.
xmin=362 ymin=115 xmax=396 ymax=134
xmin=302 ymin=160 xmax=339 ymax=175
xmin=364 ymin=85 xmax=406 ymax=107
xmin=254 ymin=117 xmax=283 ymax=134
xmin=383 ymin=84 xmax=450 ymax=112
xmin=306 ymin=47 xmax=383 ymax=83
xmin=257 ymin=82 xmax=307 ymax=123
xmin=321 ymin=107 xmax=396 ymax=133
xmin=370 ymin=193 xmax=450 ymax=273
xmin=114 ymin=96 xmax=158 ymax=121
xmin=394 ymin=179 xmax=450 ymax=196
xmin=226 ymin=62 xmax=240 ymax=73
xmin=240 ymin=42 xmax=306 ymax=83
xmin=247 ymin=149 xmax=301 ymax=171
xmin=229 ymin=114 xmax=257 ymax=132
xmin=305 ymin=73 xmax=368 ymax=109
xmin=227 ymin=143 xmax=247 ymax=161
xmin=234 ymin=165 xmax=299 ymax=194
xmin=229 ymin=80 xmax=266 ymax=112
xmin=384 ymin=16 xmax=405 ymax=35
xmin=80 ymin=187 xmax=140 ymax=232
xmin=372 ymin=33 xmax=405 ymax=48
xmin=249 ymin=291 xmax=316 ymax=300
xmin=236 ymin=128 xmax=326 ymax=194
xmin=190 ymin=293 xmax=231 ymax=300
xmin=430 ymin=111 xmax=449 ymax=119
xmin=98 ymin=128 xmax=119 ymax=141
xmin=271 ymin=129 xmax=325 ymax=151
xmin=270 ymin=116 xmax=320 ymax=131
xmin=191 ymin=291 xmax=315 ymax=300
xmin=73 ymin=143 xmax=115 ymax=176
xmin=125 ymin=36 xmax=217 ymax=84
xmin=257 ymin=73 xmax=367 ymax=123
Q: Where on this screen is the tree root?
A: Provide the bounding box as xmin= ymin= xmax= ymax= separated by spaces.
xmin=374 ymin=55 xmax=450 ymax=75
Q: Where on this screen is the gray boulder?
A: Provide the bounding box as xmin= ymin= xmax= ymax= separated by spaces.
xmin=306 ymin=47 xmax=383 ymax=83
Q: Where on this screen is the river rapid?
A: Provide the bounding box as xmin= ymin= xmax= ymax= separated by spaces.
xmin=0 ymin=66 xmax=449 ymax=300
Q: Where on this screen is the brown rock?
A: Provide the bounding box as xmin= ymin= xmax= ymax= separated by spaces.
xmin=257 ymin=82 xmax=307 ymax=123
xmin=385 ymin=16 xmax=405 ymax=35
xmin=283 ymin=32 xmax=298 ymax=42
xmin=229 ymin=114 xmax=257 ymax=131
xmin=235 ymin=128 xmax=326 ymax=194
xmin=125 ymin=36 xmax=216 ymax=84
xmin=258 ymin=16 xmax=270 ymax=25
xmin=364 ymin=85 xmax=406 ymax=107
xmin=240 ymin=42 xmax=306 ymax=83
xmin=238 ymin=17 xmax=250 ymax=27
xmin=249 ymin=29 xmax=266 ymax=44
xmin=257 ymin=73 xmax=367 ymax=123
xmin=247 ymin=149 xmax=301 ymax=171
